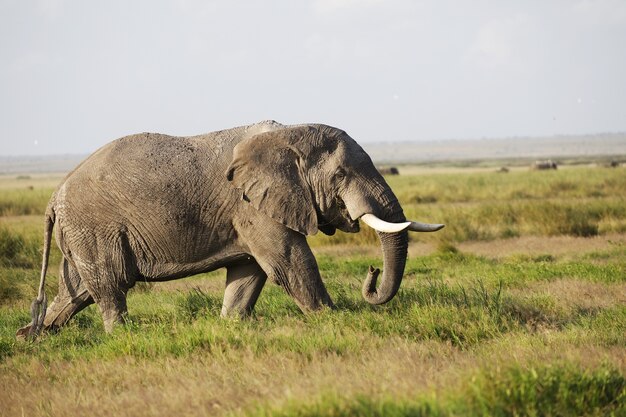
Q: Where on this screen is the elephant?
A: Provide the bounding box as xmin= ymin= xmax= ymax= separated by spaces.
xmin=531 ymin=160 xmax=558 ymax=170
xmin=17 ymin=120 xmax=444 ymax=339
xmin=376 ymin=166 xmax=400 ymax=176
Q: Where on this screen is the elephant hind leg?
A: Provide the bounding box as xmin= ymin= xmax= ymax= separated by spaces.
xmin=16 ymin=258 xmax=94 ymax=340
xmin=82 ymin=271 xmax=132 ymax=333
xmin=76 ymin=233 xmax=138 ymax=333
xmin=83 ymin=276 xmax=135 ymax=333
xmin=221 ymin=260 xmax=267 ymax=318
xmin=95 ymin=290 xmax=129 ymax=333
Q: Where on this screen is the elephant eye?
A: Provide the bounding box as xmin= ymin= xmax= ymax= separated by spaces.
xmin=335 ymin=169 xmax=346 ymax=180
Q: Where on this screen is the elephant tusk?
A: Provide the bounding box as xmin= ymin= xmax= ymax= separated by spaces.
xmin=407 ymin=221 xmax=445 ymax=232
xmin=360 ymin=214 xmax=445 ymax=233
xmin=360 ymin=214 xmax=411 ymax=233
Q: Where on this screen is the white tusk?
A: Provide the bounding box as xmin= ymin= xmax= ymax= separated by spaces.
xmin=408 ymin=221 xmax=445 ymax=232
xmin=360 ymin=214 xmax=411 ymax=233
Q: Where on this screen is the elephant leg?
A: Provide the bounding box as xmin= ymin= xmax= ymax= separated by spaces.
xmin=81 ymin=271 xmax=130 ymax=333
xmin=43 ymin=258 xmax=94 ymax=330
xmin=221 ymin=261 xmax=267 ymax=318
xmin=75 ymin=234 xmax=137 ymax=333
xmin=94 ymin=288 xmax=129 ymax=333
xmin=236 ymin=220 xmax=334 ymax=313
xmin=16 ymin=258 xmax=94 ymax=339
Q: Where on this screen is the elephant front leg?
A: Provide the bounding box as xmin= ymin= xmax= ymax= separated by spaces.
xmin=270 ymin=243 xmax=335 ymax=312
xmin=237 ymin=221 xmax=334 ymax=313
xmin=222 ymin=261 xmax=267 ymax=318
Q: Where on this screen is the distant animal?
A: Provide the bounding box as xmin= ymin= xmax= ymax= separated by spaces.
xmin=496 ymin=167 xmax=509 ymax=173
xmin=531 ymin=160 xmax=557 ymax=170
xmin=377 ymin=166 xmax=400 ymax=175
xmin=609 ymin=160 xmax=620 ymax=168
xmin=18 ymin=121 xmax=444 ymax=339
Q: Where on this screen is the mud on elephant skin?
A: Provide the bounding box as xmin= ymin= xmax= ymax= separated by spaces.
xmin=17 ymin=120 xmax=444 ymax=340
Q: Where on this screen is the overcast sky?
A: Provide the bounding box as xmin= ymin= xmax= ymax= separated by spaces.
xmin=1 ymin=0 xmax=625 ymax=156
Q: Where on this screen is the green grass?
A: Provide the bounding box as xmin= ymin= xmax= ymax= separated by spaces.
xmin=0 ymin=167 xmax=625 ymax=417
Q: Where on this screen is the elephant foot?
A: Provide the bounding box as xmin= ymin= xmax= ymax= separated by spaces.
xmin=16 ymin=322 xmax=63 ymax=341
xmin=15 ymin=323 xmax=54 ymax=341
xmin=15 ymin=324 xmax=32 ymax=341
xmin=101 ymin=310 xmax=128 ymax=333
xmin=98 ymin=300 xmax=129 ymax=333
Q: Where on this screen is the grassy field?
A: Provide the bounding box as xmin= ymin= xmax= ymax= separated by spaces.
xmin=0 ymin=166 xmax=624 ymax=416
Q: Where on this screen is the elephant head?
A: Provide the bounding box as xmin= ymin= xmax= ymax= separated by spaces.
xmin=227 ymin=124 xmax=443 ymax=305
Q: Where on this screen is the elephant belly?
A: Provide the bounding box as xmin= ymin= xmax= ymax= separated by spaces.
xmin=129 ymin=221 xmax=248 ymax=280
xmin=56 ymin=192 xmax=247 ymax=282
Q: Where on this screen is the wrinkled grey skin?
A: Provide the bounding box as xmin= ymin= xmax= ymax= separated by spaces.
xmin=17 ymin=121 xmax=412 ymax=338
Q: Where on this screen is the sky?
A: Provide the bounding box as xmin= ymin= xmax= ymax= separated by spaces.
xmin=1 ymin=0 xmax=625 ymax=156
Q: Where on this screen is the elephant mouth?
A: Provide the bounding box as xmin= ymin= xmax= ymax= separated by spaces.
xmin=337 ymin=201 xmax=360 ymax=232
xmin=317 ymin=203 xmax=360 ymax=234
xmin=318 ymin=216 xmax=359 ymax=234
xmin=318 ymin=224 xmax=336 ymax=236
xmin=347 ymin=217 xmax=359 ymax=231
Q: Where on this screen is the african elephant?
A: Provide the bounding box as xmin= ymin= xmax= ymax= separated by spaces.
xmin=17 ymin=121 xmax=443 ymax=339
xmin=376 ymin=166 xmax=400 ymax=176
xmin=531 ymin=160 xmax=558 ymax=170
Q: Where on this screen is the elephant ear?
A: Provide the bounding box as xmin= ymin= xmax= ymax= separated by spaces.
xmin=226 ymin=129 xmax=318 ymax=236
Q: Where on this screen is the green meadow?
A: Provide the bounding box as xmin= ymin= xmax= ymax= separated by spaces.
xmin=1 ymin=166 xmax=625 ymax=416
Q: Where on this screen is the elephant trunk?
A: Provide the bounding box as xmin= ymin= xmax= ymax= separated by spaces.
xmin=346 ymin=178 xmax=442 ymax=306
xmin=358 ymin=192 xmax=409 ymax=305
xmin=362 ymin=228 xmax=408 ymax=305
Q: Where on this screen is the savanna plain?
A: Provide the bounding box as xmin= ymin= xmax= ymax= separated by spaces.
xmin=0 ymin=163 xmax=625 ymax=416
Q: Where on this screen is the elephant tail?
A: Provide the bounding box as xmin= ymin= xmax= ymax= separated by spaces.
xmin=27 ymin=205 xmax=55 ymax=340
